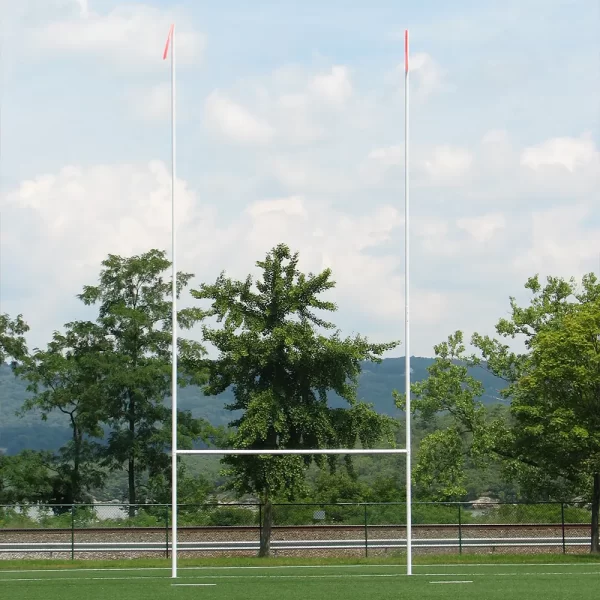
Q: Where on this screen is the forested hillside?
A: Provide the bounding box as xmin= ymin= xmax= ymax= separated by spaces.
xmin=0 ymin=358 xmax=506 ymax=454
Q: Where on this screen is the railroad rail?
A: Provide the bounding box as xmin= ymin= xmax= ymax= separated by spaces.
xmin=0 ymin=537 xmax=590 ymax=554
xmin=0 ymin=523 xmax=590 ymax=533
xmin=0 ymin=523 xmax=591 ymax=557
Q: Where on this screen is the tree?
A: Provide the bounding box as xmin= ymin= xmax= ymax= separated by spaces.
xmin=16 ymin=321 xmax=109 ymax=504
xmin=0 ymin=450 xmax=54 ymax=504
xmin=394 ymin=331 xmax=492 ymax=501
xmin=192 ymin=243 xmax=398 ymax=556
xmin=399 ymin=274 xmax=600 ymax=552
xmin=474 ymin=274 xmax=600 ymax=552
xmin=77 ymin=249 xmax=210 ymax=513
xmin=0 ymin=313 xmax=29 ymax=364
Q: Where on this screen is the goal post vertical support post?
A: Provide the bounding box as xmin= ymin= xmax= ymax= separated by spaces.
xmin=163 ymin=22 xmax=178 ymax=580
xmin=404 ymin=28 xmax=413 ymax=577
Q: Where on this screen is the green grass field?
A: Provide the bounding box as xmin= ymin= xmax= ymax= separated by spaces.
xmin=2 ymin=556 xmax=599 ymax=600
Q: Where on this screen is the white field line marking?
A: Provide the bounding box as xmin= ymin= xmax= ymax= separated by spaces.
xmin=5 ymin=572 xmax=600 ymax=584
xmin=0 ymin=564 xmax=403 ymax=574
xmin=0 ymin=571 xmax=389 ymax=584
xmin=3 ymin=561 xmax=600 ymax=576
xmin=3 ymin=576 xmax=169 ymax=583
xmin=172 ymin=584 xmax=216 ymax=587
xmin=430 ymin=581 xmax=473 ymax=584
xmin=420 ymin=562 xmax=600 ymax=568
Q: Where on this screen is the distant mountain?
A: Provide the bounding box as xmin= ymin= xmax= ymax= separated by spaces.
xmin=0 ymin=358 xmax=507 ymax=455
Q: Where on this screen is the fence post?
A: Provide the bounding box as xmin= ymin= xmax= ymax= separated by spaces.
xmin=561 ymin=502 xmax=566 ymax=555
xmin=364 ymin=504 xmax=368 ymax=558
xmin=165 ymin=504 xmax=170 ymax=559
xmin=458 ymin=504 xmax=462 ymax=555
xmin=71 ymin=505 xmax=75 ymax=561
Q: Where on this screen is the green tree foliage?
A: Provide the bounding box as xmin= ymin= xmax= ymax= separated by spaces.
xmin=470 ymin=274 xmax=600 ymax=552
xmin=401 ymin=274 xmax=600 ymax=552
xmin=192 ymin=243 xmax=398 ymax=556
xmin=76 ymin=249 xmax=211 ymax=513
xmin=15 ymin=322 xmax=110 ymax=503
xmin=395 ymin=331 xmax=493 ymax=501
xmin=0 ymin=450 xmax=54 ymax=504
xmin=0 ymin=313 xmax=29 ymax=364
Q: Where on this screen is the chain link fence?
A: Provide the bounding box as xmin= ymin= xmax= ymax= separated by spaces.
xmin=0 ymin=501 xmax=594 ymax=559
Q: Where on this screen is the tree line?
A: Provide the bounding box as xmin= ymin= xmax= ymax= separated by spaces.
xmin=1 ymin=244 xmax=599 ymax=554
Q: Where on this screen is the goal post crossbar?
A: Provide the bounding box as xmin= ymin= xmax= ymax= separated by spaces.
xmin=176 ymin=448 xmax=407 ymax=456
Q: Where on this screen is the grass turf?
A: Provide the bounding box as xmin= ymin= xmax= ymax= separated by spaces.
xmin=2 ymin=552 xmax=600 ymax=570
xmin=1 ymin=557 xmax=599 ymax=599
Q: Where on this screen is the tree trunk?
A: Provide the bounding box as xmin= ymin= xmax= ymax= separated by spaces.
xmin=591 ymin=472 xmax=600 ymax=554
xmin=72 ymin=427 xmax=82 ymax=504
xmin=128 ymin=456 xmax=136 ymax=518
xmin=128 ymin=393 xmax=136 ymax=518
xmin=258 ymin=497 xmax=273 ymax=557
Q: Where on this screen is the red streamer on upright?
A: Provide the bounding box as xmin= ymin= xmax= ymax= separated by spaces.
xmin=163 ymin=24 xmax=174 ymax=60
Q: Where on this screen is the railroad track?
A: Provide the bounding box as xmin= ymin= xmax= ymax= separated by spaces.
xmin=0 ymin=523 xmax=590 ymax=534
xmin=0 ymin=524 xmax=591 ymax=558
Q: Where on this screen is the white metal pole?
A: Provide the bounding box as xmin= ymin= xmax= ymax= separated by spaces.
xmin=168 ymin=24 xmax=178 ymax=580
xmin=404 ymin=28 xmax=412 ymax=577
xmin=176 ymin=448 xmax=408 ymax=456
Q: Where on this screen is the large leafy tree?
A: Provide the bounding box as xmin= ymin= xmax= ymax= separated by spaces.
xmin=15 ymin=322 xmax=110 ymax=504
xmin=0 ymin=313 xmax=29 ymax=364
xmin=399 ymin=274 xmax=600 ymax=552
xmin=0 ymin=450 xmax=54 ymax=504
xmin=192 ymin=243 xmax=398 ymax=556
xmin=77 ymin=249 xmax=210 ymax=512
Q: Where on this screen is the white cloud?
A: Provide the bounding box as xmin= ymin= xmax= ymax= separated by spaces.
xmin=267 ymin=155 xmax=355 ymax=195
xmin=72 ymin=0 xmax=88 ymax=17
xmin=512 ymin=204 xmax=600 ymax=278
xmin=0 ymin=161 xmax=200 ymax=344
xmin=6 ymin=161 xmax=194 ymax=263
xmin=410 ymin=52 xmax=446 ymax=96
xmin=201 ymin=63 xmax=362 ymax=148
xmin=422 ymin=145 xmax=473 ymax=181
xmin=28 ymin=4 xmax=204 ymax=69
xmin=482 ymin=130 xmax=510 ymax=145
xmin=128 ymin=83 xmax=171 ymax=122
xmin=387 ymin=52 xmax=447 ymax=97
xmin=309 ymin=66 xmax=353 ymax=106
xmin=0 ymin=163 xmax=438 ymax=354
xmin=367 ymin=146 xmax=404 ymax=165
xmin=274 ymin=94 xmax=325 ymax=144
xmin=520 ymin=133 xmax=599 ymax=172
xmin=4 ymin=126 xmax=599 ymax=358
xmin=204 ymin=91 xmax=275 ymax=145
xmin=359 ymin=145 xmax=404 ymax=185
xmin=457 ymin=213 xmax=506 ymax=243
xmin=364 ymin=143 xmax=474 ymax=186
xmin=247 ymin=196 xmax=307 ymax=219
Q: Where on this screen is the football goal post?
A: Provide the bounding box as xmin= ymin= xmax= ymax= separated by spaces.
xmin=165 ymin=27 xmax=413 ymax=579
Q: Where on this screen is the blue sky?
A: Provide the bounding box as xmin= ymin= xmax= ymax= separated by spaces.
xmin=0 ymin=0 xmax=599 ymax=357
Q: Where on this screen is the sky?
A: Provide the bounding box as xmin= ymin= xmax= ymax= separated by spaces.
xmin=0 ymin=0 xmax=598 ymax=358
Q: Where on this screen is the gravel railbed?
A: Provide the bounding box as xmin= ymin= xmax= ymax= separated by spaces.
xmin=0 ymin=525 xmax=591 ymax=560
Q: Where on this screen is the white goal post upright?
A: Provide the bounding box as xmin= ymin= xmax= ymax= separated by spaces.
xmin=165 ymin=26 xmax=414 ymax=579
xmin=404 ymin=28 xmax=412 ymax=578
xmin=163 ymin=23 xmax=178 ymax=580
